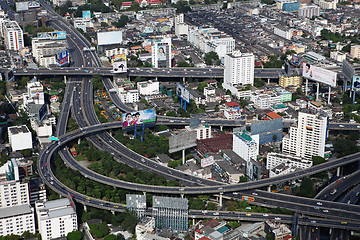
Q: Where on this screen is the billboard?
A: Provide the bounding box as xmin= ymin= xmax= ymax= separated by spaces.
xmin=16 ymin=2 xmax=29 ymax=11
xmin=352 ymin=75 xmax=360 ymax=91
xmin=37 ymin=31 xmax=66 ymax=40
xmin=122 ymin=109 xmax=156 ymax=131
xmin=169 ymin=131 xmax=197 ymax=153
xmin=111 ymin=54 xmax=126 ymax=64
xmin=302 ymin=63 xmax=337 ymax=87
xmin=176 ymin=83 xmax=190 ymax=103
xmin=97 ymin=31 xmax=123 ymax=46
xmin=157 ymin=45 xmax=166 ymax=61
xmin=201 ymin=156 xmax=215 ymax=168
xmin=57 ymin=50 xmax=69 ymax=66
xmin=290 ymin=55 xmax=301 ymax=67
xmin=82 ymin=10 xmax=91 ymax=21
xmin=246 ymin=159 xmax=261 ymax=181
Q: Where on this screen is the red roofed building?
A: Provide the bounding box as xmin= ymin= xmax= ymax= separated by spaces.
xmin=121 ymin=2 xmax=132 ymax=9
xmin=266 ymin=112 xmax=282 ymax=119
xmin=197 ymin=132 xmax=233 ymax=155
xmin=225 ymin=102 xmax=239 ymax=107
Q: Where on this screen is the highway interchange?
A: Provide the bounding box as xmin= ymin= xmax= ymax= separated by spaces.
xmin=24 ymin=0 xmax=360 ymax=233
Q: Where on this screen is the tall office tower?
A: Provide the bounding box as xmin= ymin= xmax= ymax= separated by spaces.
xmin=282 ymin=109 xmax=328 ymax=160
xmin=224 ymin=51 xmax=255 ymax=87
xmin=35 ymin=198 xmax=78 ymax=240
xmin=152 ymin=196 xmax=188 ymax=232
xmin=2 ymin=21 xmax=24 ymax=51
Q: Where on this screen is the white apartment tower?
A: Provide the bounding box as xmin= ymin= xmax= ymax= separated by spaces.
xmin=233 ymin=130 xmax=259 ymax=163
xmin=224 ymin=51 xmax=255 ymax=87
xmin=35 ymin=198 xmax=78 ymax=240
xmin=282 ymin=109 xmax=328 ymax=160
xmin=0 ymin=181 xmax=30 ymax=208
xmin=2 ymin=21 xmax=24 ymax=51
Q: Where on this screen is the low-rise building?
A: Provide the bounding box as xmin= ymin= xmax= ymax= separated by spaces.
xmin=270 ymin=162 xmax=299 ymax=177
xmin=185 ymin=124 xmax=212 ymax=140
xmin=8 ymin=125 xmax=33 ymax=152
xmin=118 ymin=89 xmax=139 ymax=104
xmin=250 ymin=93 xmax=282 ymax=109
xmin=279 ymin=75 xmax=302 ymax=88
xmin=0 ymin=205 xmax=35 ymax=236
xmin=266 ymin=152 xmax=313 ymax=170
xmin=35 ymin=198 xmax=78 ymax=240
xmin=135 ymin=217 xmax=155 ymax=240
xmin=223 ymin=102 xmax=242 ymax=120
xmin=137 ymin=80 xmax=159 ymax=95
xmin=350 ymin=45 xmax=360 ymax=59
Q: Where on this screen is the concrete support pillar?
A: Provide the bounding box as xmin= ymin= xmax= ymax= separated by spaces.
xmin=219 ymin=193 xmax=223 ymax=207
xmin=111 ymin=210 xmax=115 ymax=215
xmin=193 ymin=218 xmax=195 ymax=226
xmin=328 ymin=86 xmax=331 ymax=105
xmin=78 ymin=138 xmax=81 ymax=144
xmin=64 ymin=75 xmax=67 ymax=84
xmin=305 ymin=78 xmax=308 ymax=96
xmin=143 ymin=192 xmax=146 ymax=196
xmin=220 ymin=126 xmax=223 ymax=131
xmin=316 ymin=82 xmax=320 ymax=101
xmin=84 ymin=205 xmax=87 ymax=212
xmin=183 ymin=77 xmax=186 ymax=84
xmin=267 ymin=78 xmax=270 ymax=84
xmin=267 ymin=185 xmax=271 ymax=192
xmin=182 ymin=149 xmax=186 ymax=165
xmin=337 ymin=167 xmax=341 ymax=177
xmin=181 ymin=194 xmax=184 ymax=198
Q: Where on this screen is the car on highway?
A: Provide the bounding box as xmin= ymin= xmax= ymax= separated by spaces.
xmin=246 ymin=213 xmax=251 ymax=216
xmin=323 ymin=209 xmax=329 ymax=213
xmin=202 ymin=210 xmax=208 ymax=215
xmin=311 ymin=220 xmax=316 ymax=223
xmin=341 ymin=222 xmax=347 ymax=224
xmin=316 ymin=202 xmax=322 ymax=206
xmin=313 ymin=206 xmax=319 ymax=210
xmin=86 ymin=197 xmax=90 ymax=201
xmin=263 ymin=214 xmax=269 ymax=217
xmin=232 ymin=192 xmax=238 ymax=195
xmin=339 ymin=125 xmax=344 ymax=127
xmin=252 ymin=192 xmax=258 ymax=196
xmin=114 ymin=205 xmax=119 ymax=208
xmin=330 ymin=189 xmax=337 ymax=195
xmin=275 ymin=217 xmax=281 ymax=220
xmin=213 ymin=212 xmax=219 ymax=216
xmin=246 ymin=207 xmax=251 ymax=210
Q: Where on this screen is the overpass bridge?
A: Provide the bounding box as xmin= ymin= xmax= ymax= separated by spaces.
xmin=4 ymin=67 xmax=285 ymax=79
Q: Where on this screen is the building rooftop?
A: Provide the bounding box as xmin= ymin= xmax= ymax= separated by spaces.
xmin=266 ymin=112 xmax=282 ymax=119
xmin=8 ymin=125 xmax=30 ymax=135
xmin=0 ymin=204 xmax=32 ymax=219
xmin=219 ymin=149 xmax=246 ymax=165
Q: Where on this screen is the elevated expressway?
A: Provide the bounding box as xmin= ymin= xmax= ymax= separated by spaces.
xmin=36 ymin=0 xmax=360 ymax=231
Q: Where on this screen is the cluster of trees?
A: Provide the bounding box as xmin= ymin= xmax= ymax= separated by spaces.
xmin=81 ymin=207 xmax=139 ymax=234
xmin=93 ymin=74 xmax=104 ymax=90
xmin=25 ymin=25 xmax=54 ymax=37
xmin=89 ymin=222 xmax=110 ymax=238
xmin=296 ymin=177 xmax=316 ymax=198
xmin=173 ymin=1 xmax=191 ymax=13
xmin=320 ymin=29 xmax=360 ymax=44
xmin=263 ymin=55 xmax=283 ymax=68
xmin=56 ymin=0 xmax=111 ymax=18
xmin=0 ymin=231 xmax=41 ymax=240
xmin=204 ymin=51 xmax=220 ymax=66
xmin=189 ymin=196 xmax=217 ymax=210
xmin=113 ymin=129 xmax=169 ymax=158
xmin=112 ymin=15 xmax=130 ymax=28
xmin=89 ymin=157 xmax=180 ymax=186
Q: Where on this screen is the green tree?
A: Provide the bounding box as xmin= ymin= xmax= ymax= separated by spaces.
xmin=239 ymin=176 xmax=248 ymax=183
xmin=89 ymin=222 xmax=110 ymax=238
xmin=113 ymin=15 xmax=129 ymax=28
xmin=266 ymin=232 xmax=275 ymax=240
xmin=312 ymin=156 xmax=325 ymax=165
xmin=103 ymin=235 xmax=117 ymax=240
xmin=206 ymin=202 xmax=217 ymax=210
xmin=297 ymin=177 xmax=316 ymax=197
xmin=67 ymin=231 xmax=83 ymax=240
xmin=272 ymin=134 xmax=278 ymax=142
xmin=254 ymin=78 xmax=265 ymax=88
xmin=92 ymin=74 xmax=104 ymax=90
xmin=174 ymin=1 xmax=191 ymax=13
xmin=101 ymin=22 xmax=109 ymax=27
xmin=204 ymin=51 xmax=220 ymax=66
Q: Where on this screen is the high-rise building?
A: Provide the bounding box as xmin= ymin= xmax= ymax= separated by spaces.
xmin=152 ymin=196 xmax=188 ymax=232
xmin=298 ymin=5 xmax=320 ymax=18
xmin=151 ymin=38 xmax=172 ymax=68
xmin=126 ymin=194 xmax=146 ymax=219
xmin=0 ymin=181 xmax=30 ymax=208
xmin=224 ymin=51 xmax=254 ymax=88
xmin=282 ymin=109 xmax=328 ymax=160
xmin=233 ymin=129 xmax=259 ymax=163
xmin=1 ymin=21 xmax=24 ymax=51
xmin=350 ymin=45 xmax=360 ymax=59
xmin=35 ymin=198 xmax=78 ymax=240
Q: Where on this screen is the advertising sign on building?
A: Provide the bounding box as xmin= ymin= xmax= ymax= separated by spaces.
xmin=176 ymin=83 xmax=190 ymax=103
xmin=201 ymin=156 xmax=215 ymax=168
xmin=28 ymin=1 xmax=40 ymax=8
xmin=352 ymin=75 xmax=360 ymax=91
xmin=112 ymin=55 xmax=127 ymax=73
xmin=82 ymin=10 xmax=91 ymax=21
xmin=247 ymin=159 xmax=261 ymax=181
xmin=57 ymin=50 xmax=69 ymax=66
xmin=39 ymin=103 xmax=47 ymax=122
xmin=302 ymin=63 xmax=337 ymax=87
xmin=111 ymin=54 xmax=126 ymax=64
xmin=16 ymin=2 xmax=29 ymax=11
xmin=37 ymin=31 xmax=66 ymax=40
xmin=121 ymin=108 xmax=156 ymax=131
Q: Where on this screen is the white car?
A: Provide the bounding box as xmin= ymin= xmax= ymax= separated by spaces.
xmin=263 ymin=214 xmax=269 ymax=217
xmin=339 ymin=125 xmax=344 ymax=127
xmin=316 ymin=202 xmax=322 ymax=206
xmin=323 ymin=209 xmax=329 ymax=213
xmin=213 ymin=212 xmax=219 ymax=216
xmin=275 ymin=217 xmax=281 ymax=220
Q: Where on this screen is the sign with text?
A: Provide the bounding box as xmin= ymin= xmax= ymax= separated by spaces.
xmin=302 ymin=63 xmax=337 ymax=87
